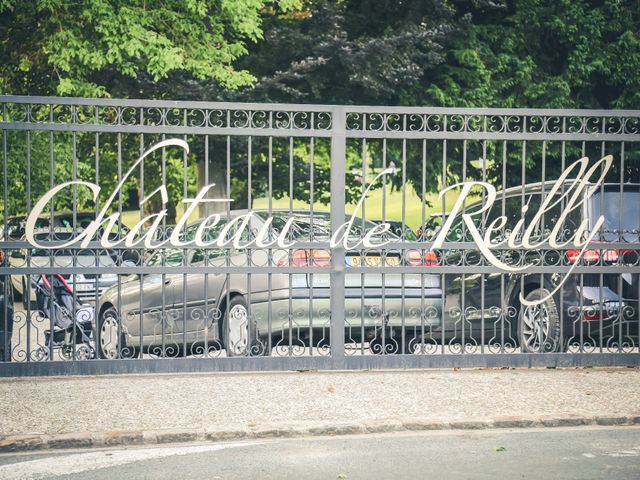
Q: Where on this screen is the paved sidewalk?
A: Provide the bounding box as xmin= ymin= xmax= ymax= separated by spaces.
xmin=0 ymin=368 xmax=639 ymax=451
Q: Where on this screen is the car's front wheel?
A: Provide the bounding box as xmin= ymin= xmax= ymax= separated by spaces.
xmin=518 ymin=288 xmax=563 ymax=353
xmin=98 ymin=307 xmax=127 ymax=359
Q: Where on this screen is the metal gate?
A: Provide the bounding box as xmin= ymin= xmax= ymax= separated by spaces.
xmin=0 ymin=96 xmax=638 ymax=376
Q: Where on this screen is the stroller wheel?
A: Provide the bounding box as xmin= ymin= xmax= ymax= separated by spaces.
xmin=75 ymin=345 xmax=95 ymax=360
xmin=61 ymin=345 xmax=74 ymax=360
xmin=32 ymin=346 xmax=50 ymax=362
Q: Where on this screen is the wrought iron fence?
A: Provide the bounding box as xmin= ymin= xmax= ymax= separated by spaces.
xmin=0 ymin=96 xmax=639 ymax=376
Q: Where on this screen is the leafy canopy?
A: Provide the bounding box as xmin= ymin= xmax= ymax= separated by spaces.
xmin=0 ymin=0 xmax=301 ymax=97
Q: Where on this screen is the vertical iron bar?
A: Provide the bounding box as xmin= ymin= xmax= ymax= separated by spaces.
xmin=330 ymin=107 xmax=346 ymax=364
xmin=2 ymin=124 xmax=7 ymax=361
xmin=401 ymin=131 xmax=407 ymax=353
xmin=267 ymin=131 xmax=273 ymax=355
xmin=246 ymin=135 xmax=252 ymax=356
xmin=25 ymin=129 xmax=31 ymax=361
xmin=137 ymin=110 xmax=144 ymax=358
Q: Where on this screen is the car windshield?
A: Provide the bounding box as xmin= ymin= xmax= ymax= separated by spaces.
xmin=256 ymin=212 xmax=398 ymax=240
xmin=388 ymin=222 xmax=417 ymax=240
xmin=589 ymin=190 xmax=640 ymax=241
xmin=55 ymin=214 xmax=97 ymax=230
xmin=147 ymin=248 xmax=185 ymax=266
xmin=31 ymin=233 xmax=97 ymax=256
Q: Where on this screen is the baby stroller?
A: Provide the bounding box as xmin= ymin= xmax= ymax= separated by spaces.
xmin=31 ymin=274 xmax=96 ymax=361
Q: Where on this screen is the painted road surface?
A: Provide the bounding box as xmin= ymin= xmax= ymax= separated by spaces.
xmin=1 ymin=426 xmax=639 ymax=479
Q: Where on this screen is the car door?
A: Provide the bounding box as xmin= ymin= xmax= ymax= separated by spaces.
xmin=442 ymin=202 xmax=488 ymax=340
xmin=168 ymin=221 xmax=229 ymax=337
xmin=121 ymin=249 xmax=182 ymax=342
xmin=478 ymin=194 xmax=532 ymax=342
xmin=173 ymin=247 xmax=227 ymax=335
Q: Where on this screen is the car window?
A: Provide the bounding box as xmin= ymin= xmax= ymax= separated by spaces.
xmin=6 ymin=218 xmax=25 ymax=239
xmin=186 ymin=220 xmax=229 ymax=264
xmin=147 ymin=248 xmax=185 ymax=266
xmin=444 ymin=203 xmax=488 ymax=241
xmin=589 ymin=190 xmax=639 ymax=241
xmin=484 ymin=195 xmax=528 ymax=237
xmin=57 ymin=215 xmax=95 ymax=230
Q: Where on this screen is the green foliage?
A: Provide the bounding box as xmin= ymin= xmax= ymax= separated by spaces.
xmin=0 ymin=0 xmax=302 ymax=97
xmin=229 ymin=0 xmax=455 ymax=105
xmin=0 ymin=0 xmax=301 ymax=222
xmin=419 ymin=0 xmax=640 ymax=110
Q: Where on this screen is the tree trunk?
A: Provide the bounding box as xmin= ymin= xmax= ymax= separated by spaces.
xmin=196 ymin=158 xmax=228 ymax=217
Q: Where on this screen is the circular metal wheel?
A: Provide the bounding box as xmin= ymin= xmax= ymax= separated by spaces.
xmin=519 ymin=288 xmax=563 ymax=353
xmin=223 ymin=297 xmax=267 ymax=357
xmin=32 ymin=346 xmax=50 ymax=362
xmin=74 ymin=345 xmax=95 ymax=360
xmin=98 ymin=307 xmax=124 ymax=359
xmin=226 ymin=301 xmax=249 ymax=356
xmin=61 ymin=345 xmax=74 ymax=360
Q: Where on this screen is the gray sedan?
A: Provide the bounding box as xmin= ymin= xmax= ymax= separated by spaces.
xmin=96 ymin=211 xmax=442 ymax=358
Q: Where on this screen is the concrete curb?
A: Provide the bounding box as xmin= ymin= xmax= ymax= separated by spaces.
xmin=1 ymin=415 xmax=639 ymax=453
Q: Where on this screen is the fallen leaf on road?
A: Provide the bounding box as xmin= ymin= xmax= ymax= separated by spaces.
xmin=337 ymin=474 xmax=348 ymax=479
xmin=494 ymin=446 xmax=506 ymax=452
xmin=328 ymin=386 xmax=335 ymax=393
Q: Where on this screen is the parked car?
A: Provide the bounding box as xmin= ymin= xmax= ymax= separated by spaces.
xmin=416 ymin=213 xmax=448 ymax=240
xmin=2 ymin=212 xmax=139 ymax=275
xmin=1 ymin=212 xmax=101 ymax=241
xmin=10 ymin=230 xmax=119 ymax=307
xmin=370 ymin=220 xmax=418 ymax=240
xmin=440 ymin=182 xmax=639 ymax=353
xmin=0 ymin=248 xmax=14 ymax=362
xmin=96 ymin=210 xmax=443 ymax=358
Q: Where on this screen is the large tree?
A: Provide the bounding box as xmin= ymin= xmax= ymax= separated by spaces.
xmin=178 ymin=0 xmax=459 ymax=209
xmin=0 ymin=0 xmax=301 ymax=222
xmin=217 ymin=0 xmax=640 ymax=207
xmin=0 ymin=0 xmax=301 ymax=97
xmin=418 ymin=0 xmax=640 ymax=193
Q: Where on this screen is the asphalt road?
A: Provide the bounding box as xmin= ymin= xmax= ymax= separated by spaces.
xmin=1 ymin=426 xmax=639 ymax=480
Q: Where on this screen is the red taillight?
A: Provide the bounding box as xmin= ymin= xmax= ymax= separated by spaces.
xmin=566 ymin=249 xmax=620 ymax=264
xmin=583 ymin=311 xmax=606 ymax=321
xmin=406 ymin=250 xmax=438 ymax=267
xmin=277 ymin=249 xmax=331 ymax=267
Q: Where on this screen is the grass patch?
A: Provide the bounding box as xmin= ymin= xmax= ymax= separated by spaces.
xmin=120 ymin=186 xmax=480 ymax=231
xmin=254 ymin=185 xmax=478 ymax=229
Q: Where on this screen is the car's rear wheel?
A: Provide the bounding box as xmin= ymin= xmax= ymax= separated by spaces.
xmin=518 ymin=288 xmax=563 ymax=353
xmin=222 ymin=296 xmax=267 ymax=357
